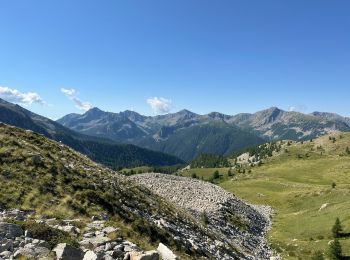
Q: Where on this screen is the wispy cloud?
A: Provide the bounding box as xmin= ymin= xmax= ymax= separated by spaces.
xmin=147 ymin=97 xmax=172 ymax=114
xmin=289 ymin=104 xmax=308 ymax=113
xmin=0 ymin=86 xmax=45 ymax=106
xmin=61 ymin=88 xmax=93 ymax=112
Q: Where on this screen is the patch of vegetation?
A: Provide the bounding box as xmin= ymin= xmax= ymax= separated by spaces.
xmin=228 ymin=214 xmax=247 ymax=231
xmin=6 ymin=220 xmax=78 ymax=249
xmin=190 ymin=153 xmax=230 ymax=168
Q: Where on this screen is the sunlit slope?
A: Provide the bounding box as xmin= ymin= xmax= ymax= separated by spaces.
xmin=220 ymin=133 xmax=350 ymax=259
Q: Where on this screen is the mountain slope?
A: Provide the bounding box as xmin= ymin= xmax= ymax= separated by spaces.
xmin=0 ymin=99 xmax=183 ymax=168
xmin=136 ymin=122 xmax=264 ymax=161
xmin=220 ymin=133 xmax=350 ymax=259
xmin=230 ymin=107 xmax=350 ymax=140
xmin=0 ymin=123 xmax=275 ymax=259
xmin=58 ymin=109 xmax=265 ymax=160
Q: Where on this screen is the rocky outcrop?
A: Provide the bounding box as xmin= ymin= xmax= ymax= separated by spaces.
xmin=157 ymin=243 xmax=178 ymax=260
xmin=0 ymin=223 xmax=23 ymax=239
xmin=0 ymin=207 xmax=179 ymax=260
xmin=131 ymin=173 xmax=276 ymax=260
xmin=53 ymin=243 xmax=84 ymax=260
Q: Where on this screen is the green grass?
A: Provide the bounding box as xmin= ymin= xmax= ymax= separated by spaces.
xmin=220 ymin=133 xmax=350 ymax=259
xmin=178 ymin=167 xmax=231 ymax=182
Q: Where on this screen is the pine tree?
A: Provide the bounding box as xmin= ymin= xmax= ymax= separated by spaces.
xmin=328 ymin=239 xmax=342 ymax=260
xmin=212 ymin=170 xmax=220 ymax=179
xmin=332 ymin=218 xmax=343 ymax=238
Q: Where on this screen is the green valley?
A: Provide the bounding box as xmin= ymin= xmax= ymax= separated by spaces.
xmin=217 ymin=133 xmax=350 ymax=259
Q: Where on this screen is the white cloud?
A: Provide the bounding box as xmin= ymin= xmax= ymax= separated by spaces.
xmin=147 ymin=97 xmax=172 ymax=114
xmin=0 ymin=86 xmax=44 ymax=106
xmin=61 ymin=88 xmax=93 ymax=112
xmin=288 ymin=105 xmax=308 ymax=113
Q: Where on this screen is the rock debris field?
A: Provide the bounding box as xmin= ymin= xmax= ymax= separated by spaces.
xmin=131 ymin=173 xmax=278 ymax=260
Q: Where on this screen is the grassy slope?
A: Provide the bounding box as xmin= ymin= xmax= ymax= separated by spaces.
xmin=0 ymin=124 xmax=201 ymax=258
xmin=219 ymin=133 xmax=350 ymax=259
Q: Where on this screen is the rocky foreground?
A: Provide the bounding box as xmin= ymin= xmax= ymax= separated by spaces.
xmin=131 ymin=173 xmax=277 ymax=260
xmin=0 ymin=209 xmax=177 ymax=260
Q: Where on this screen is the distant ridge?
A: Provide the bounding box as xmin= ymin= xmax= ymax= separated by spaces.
xmin=57 ymin=106 xmax=350 ymax=160
xmin=0 ymin=98 xmax=184 ymax=168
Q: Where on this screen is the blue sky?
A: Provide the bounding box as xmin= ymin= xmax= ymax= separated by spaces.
xmin=0 ymin=0 xmax=349 ymax=119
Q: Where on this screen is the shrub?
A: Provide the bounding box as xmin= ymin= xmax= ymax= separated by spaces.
xmin=212 ymin=171 xmax=220 ymax=179
xmin=20 ymin=222 xmax=78 ymax=249
xmin=201 ymin=211 xmax=209 ymax=226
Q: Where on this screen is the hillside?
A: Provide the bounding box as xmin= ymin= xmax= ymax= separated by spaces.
xmin=0 ymin=123 xmax=276 ymax=259
xmin=219 ymin=133 xmax=350 ymax=259
xmin=136 ymin=122 xmax=264 ymax=161
xmin=0 ymin=98 xmax=183 ymax=168
xmin=57 ymin=107 xmax=350 ymax=160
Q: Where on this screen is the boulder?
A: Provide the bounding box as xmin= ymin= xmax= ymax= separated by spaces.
xmin=14 ymin=247 xmax=36 ymax=259
xmin=83 ymin=250 xmax=99 ymax=260
xmin=34 ymin=246 xmax=51 ymax=258
xmin=157 ymin=243 xmax=178 ymax=260
xmin=0 ymin=223 xmax=23 ymax=239
xmin=79 ymin=236 xmax=111 ymax=249
xmin=102 ymin=226 xmax=117 ymax=234
xmin=127 ymin=251 xmax=160 ymax=260
xmin=0 ymin=251 xmax=12 ymax=258
xmin=53 ymin=243 xmax=84 ymax=260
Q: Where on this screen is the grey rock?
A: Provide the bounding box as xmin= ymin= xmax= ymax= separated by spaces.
xmin=127 ymin=251 xmax=159 ymax=260
xmin=104 ymin=243 xmax=113 ymax=251
xmin=53 ymin=243 xmax=84 ymax=260
xmin=79 ymin=236 xmax=111 ymax=249
xmin=0 ymin=223 xmax=23 ymax=239
xmin=14 ymin=247 xmax=36 ymax=259
xmin=102 ymin=227 xmax=117 ymax=234
xmin=0 ymin=251 xmax=12 ymax=258
xmin=157 ymin=243 xmax=178 ymax=260
xmin=83 ymin=250 xmax=99 ymax=260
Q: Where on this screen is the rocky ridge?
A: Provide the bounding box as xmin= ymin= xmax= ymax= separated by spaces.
xmin=130 ymin=173 xmax=277 ymax=260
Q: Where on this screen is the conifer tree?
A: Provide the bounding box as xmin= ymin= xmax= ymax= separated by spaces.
xmin=332 ymin=218 xmax=343 ymax=238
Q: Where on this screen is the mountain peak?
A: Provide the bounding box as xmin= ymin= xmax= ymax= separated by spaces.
xmin=86 ymin=107 xmax=103 ymax=113
xmin=207 ymin=112 xmax=229 ymax=119
xmin=84 ymin=107 xmax=105 ymax=118
xmin=178 ymin=109 xmax=196 ymax=115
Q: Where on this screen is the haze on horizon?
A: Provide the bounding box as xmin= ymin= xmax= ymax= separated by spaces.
xmin=0 ymin=0 xmax=349 ymax=119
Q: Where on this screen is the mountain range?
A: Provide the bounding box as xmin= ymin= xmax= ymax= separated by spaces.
xmin=0 ymin=98 xmax=183 ymax=168
xmin=58 ymin=107 xmax=350 ymax=161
